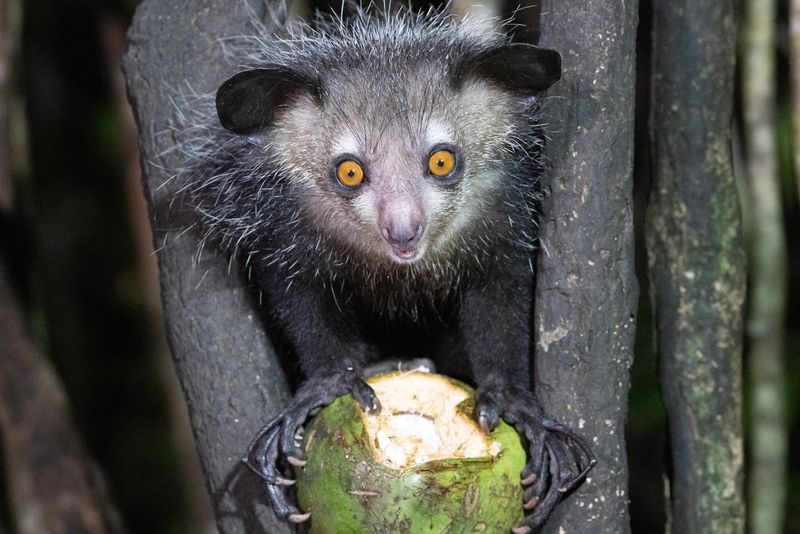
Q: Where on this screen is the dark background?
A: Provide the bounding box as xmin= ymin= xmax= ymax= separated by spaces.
xmin=1 ymin=0 xmax=797 ymax=532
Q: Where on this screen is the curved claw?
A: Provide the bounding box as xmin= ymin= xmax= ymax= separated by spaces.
xmin=523 ymin=444 xmax=549 ymax=504
xmin=243 ymin=368 xmax=376 ymax=527
xmin=351 ymin=379 xmax=381 ymax=414
xmin=475 ymin=389 xmax=502 ymax=434
xmin=540 ymin=419 xmax=596 ymax=493
xmin=523 ymin=441 xmax=569 ymax=529
xmin=288 ymin=512 xmax=311 ymax=523
xmin=474 ymin=385 xmax=595 ymax=533
xmin=245 ymin=410 xmax=313 ymax=520
xmin=478 ymin=414 xmax=494 ymax=435
xmin=523 ymin=495 xmax=539 ymax=510
xmin=265 ymin=476 xmax=301 ymax=519
xmin=287 ymin=455 xmax=307 ymax=467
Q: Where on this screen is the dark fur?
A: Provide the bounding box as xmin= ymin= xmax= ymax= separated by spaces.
xmin=177 ymin=7 xmax=593 ymax=532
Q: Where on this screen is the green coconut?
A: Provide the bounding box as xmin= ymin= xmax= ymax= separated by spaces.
xmin=295 ymin=370 xmax=526 ymax=533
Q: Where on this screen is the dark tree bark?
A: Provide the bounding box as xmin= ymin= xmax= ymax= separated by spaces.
xmin=648 ymin=1 xmax=746 ymax=532
xmin=124 ymin=1 xmax=291 ymax=532
xmin=536 ymin=2 xmax=639 ymax=533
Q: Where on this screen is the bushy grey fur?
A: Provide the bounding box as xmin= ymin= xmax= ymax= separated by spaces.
xmin=166 ymin=7 xmax=597 ymax=531
xmin=171 ymin=5 xmax=547 ymax=319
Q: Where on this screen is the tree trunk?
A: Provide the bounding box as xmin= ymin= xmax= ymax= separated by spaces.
xmin=536 ymin=2 xmax=639 ymax=532
xmin=123 ymin=1 xmax=291 ymax=532
xmin=0 ymin=264 xmax=127 ymax=534
xmin=647 ymin=1 xmax=746 ymax=532
xmin=792 ymin=0 xmax=800 ymax=204
xmin=742 ymin=0 xmax=788 ymax=531
xmin=101 ymin=15 xmax=217 ymax=532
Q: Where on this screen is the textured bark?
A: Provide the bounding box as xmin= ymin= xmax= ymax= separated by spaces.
xmin=536 ymin=2 xmax=639 ymax=532
xmin=123 ymin=2 xmax=291 ymax=533
xmin=742 ymin=0 xmax=788 ymax=531
xmin=0 ymin=264 xmax=126 ymax=534
xmin=102 ymin=15 xmax=217 ymax=532
xmin=647 ymin=2 xmax=746 ymax=532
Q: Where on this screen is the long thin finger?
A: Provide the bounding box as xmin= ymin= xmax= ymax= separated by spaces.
xmin=545 ymin=434 xmax=576 ymax=493
xmin=523 ymin=451 xmax=549 ymax=504
xmin=525 ymin=442 xmax=564 ymax=529
xmin=264 ymin=477 xmax=301 ymax=520
xmin=242 ymin=417 xmax=280 ymax=469
xmin=242 ymin=421 xmax=282 ymax=480
xmin=541 ymin=419 xmax=597 ymax=492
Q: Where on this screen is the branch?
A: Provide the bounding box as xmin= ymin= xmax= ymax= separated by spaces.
xmin=648 ymin=2 xmax=746 ymax=532
xmin=123 ymin=1 xmax=291 ymax=532
xmin=742 ymin=0 xmax=789 ymax=531
xmin=536 ymin=1 xmax=639 ymax=532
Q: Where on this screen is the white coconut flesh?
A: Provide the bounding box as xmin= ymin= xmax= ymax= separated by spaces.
xmin=361 ymin=371 xmax=502 ymax=470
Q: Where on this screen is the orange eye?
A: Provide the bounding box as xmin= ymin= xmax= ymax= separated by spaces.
xmin=428 ymin=149 xmax=456 ymax=177
xmin=336 ymin=160 xmax=365 ymax=187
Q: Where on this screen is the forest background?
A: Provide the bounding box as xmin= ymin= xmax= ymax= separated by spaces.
xmin=0 ymin=0 xmax=797 ymax=532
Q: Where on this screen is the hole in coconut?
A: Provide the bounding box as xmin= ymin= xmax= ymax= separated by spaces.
xmin=360 ymin=371 xmax=502 ymax=469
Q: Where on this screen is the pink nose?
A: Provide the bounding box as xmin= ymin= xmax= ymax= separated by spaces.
xmin=381 ymin=220 xmax=424 ymax=250
xmin=379 ymin=202 xmax=425 ymax=251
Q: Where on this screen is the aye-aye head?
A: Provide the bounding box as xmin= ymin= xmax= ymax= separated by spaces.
xmin=215 ymin=13 xmax=560 ymax=268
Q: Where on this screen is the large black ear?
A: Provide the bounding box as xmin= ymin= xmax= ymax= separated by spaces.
xmin=453 ymin=43 xmax=561 ymax=95
xmin=216 ymin=67 xmax=320 ymax=134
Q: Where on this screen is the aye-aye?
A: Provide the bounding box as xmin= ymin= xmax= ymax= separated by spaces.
xmin=181 ymin=7 xmax=595 ymax=532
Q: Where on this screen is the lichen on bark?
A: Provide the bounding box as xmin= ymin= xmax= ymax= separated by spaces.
xmin=648 ymin=1 xmax=746 ymax=532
